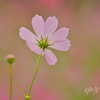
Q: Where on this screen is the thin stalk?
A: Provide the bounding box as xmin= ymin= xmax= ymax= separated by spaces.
xmin=10 ymin=64 xmax=12 ymax=100
xmin=28 ymin=48 xmax=43 ymax=96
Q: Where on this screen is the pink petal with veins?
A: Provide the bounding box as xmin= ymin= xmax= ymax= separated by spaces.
xmin=50 ymin=39 xmax=71 ymax=51
xmin=44 ymin=49 xmax=57 ymax=65
xmin=44 ymin=16 xmax=58 ymax=37
xmin=26 ymin=41 xmax=38 ymax=51
xmin=26 ymin=41 xmax=44 ymax=55
xmin=34 ymin=46 xmax=44 ymax=56
xmin=32 ymin=14 xmax=44 ymax=38
xmin=19 ymin=27 xmax=37 ymax=42
xmin=50 ymin=27 xmax=69 ymax=42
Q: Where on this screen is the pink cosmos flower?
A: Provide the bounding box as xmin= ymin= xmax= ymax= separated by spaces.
xmin=19 ymin=14 xmax=71 ymax=65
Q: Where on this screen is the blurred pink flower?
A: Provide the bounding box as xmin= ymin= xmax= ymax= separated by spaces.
xmin=19 ymin=14 xmax=71 ymax=65
xmin=32 ymin=87 xmax=63 ymax=100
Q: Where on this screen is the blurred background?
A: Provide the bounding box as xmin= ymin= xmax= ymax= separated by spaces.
xmin=0 ymin=0 xmax=100 ymax=100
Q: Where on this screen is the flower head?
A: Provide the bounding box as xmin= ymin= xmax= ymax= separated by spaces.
xmin=5 ymin=54 xmax=15 ymax=64
xmin=19 ymin=14 xmax=71 ymax=65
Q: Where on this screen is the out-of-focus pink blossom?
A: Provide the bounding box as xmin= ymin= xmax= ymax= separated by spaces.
xmin=32 ymin=87 xmax=63 ymax=100
xmin=19 ymin=14 xmax=71 ymax=65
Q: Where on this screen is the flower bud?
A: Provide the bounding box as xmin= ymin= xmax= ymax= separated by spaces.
xmin=24 ymin=95 xmax=31 ymax=100
xmin=5 ymin=54 xmax=15 ymax=64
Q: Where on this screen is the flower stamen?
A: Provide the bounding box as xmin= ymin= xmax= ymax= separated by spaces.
xmin=36 ymin=36 xmax=53 ymax=50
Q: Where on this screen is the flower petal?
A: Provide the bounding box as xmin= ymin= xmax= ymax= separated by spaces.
xmin=44 ymin=49 xmax=57 ymax=65
xmin=26 ymin=41 xmax=44 ymax=55
xmin=34 ymin=46 xmax=44 ymax=56
xmin=32 ymin=14 xmax=44 ymax=38
xmin=19 ymin=27 xmax=37 ymax=42
xmin=50 ymin=27 xmax=69 ymax=42
xmin=50 ymin=39 xmax=71 ymax=51
xmin=44 ymin=16 xmax=58 ymax=37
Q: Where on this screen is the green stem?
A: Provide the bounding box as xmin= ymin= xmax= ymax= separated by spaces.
xmin=10 ymin=64 xmax=12 ymax=100
xmin=28 ymin=48 xmax=43 ymax=96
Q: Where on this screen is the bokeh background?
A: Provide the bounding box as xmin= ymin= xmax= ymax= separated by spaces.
xmin=0 ymin=0 xmax=100 ymax=100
